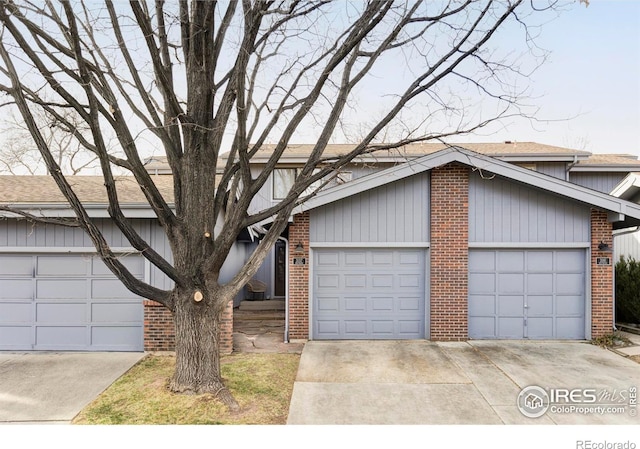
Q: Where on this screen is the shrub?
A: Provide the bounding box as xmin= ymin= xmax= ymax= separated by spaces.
xmin=615 ymin=256 xmax=640 ymax=324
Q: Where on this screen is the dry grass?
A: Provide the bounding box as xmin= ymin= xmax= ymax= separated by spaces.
xmin=630 ymin=355 xmax=640 ymax=365
xmin=72 ymin=353 xmax=300 ymax=425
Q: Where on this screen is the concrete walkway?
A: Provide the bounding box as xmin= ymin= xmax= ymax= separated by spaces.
xmin=0 ymin=352 xmax=145 ymax=424
xmin=287 ymin=340 xmax=640 ymax=424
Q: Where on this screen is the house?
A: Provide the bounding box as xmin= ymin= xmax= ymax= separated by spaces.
xmin=611 ymin=172 xmax=640 ymax=262
xmin=1 ymin=142 xmax=639 ymax=352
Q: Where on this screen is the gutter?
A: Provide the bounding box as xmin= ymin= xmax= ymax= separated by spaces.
xmin=277 ymin=235 xmax=290 ymax=343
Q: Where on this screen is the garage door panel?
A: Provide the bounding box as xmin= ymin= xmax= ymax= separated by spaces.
xmin=469 ymin=249 xmax=585 ymax=340
xmin=91 ymin=326 xmax=142 ymax=348
xmin=0 ymin=303 xmax=32 ymax=323
xmin=91 ymin=303 xmax=142 ymax=322
xmin=556 ymin=251 xmax=584 ymax=271
xmin=528 ymin=317 xmax=553 ymax=339
xmin=527 ymin=274 xmax=553 ymax=294
xmin=344 ymin=297 xmax=366 ymax=311
xmin=371 ymin=274 xmax=393 ymax=288
xmin=556 ymin=274 xmax=583 ymax=294
xmin=92 ymin=279 xmax=139 ymax=299
xmin=556 ymin=318 xmax=585 ymax=339
xmin=37 ymin=256 xmax=88 ymax=276
xmin=313 ymin=249 xmax=426 ymax=340
xmin=0 ymin=256 xmax=33 ymax=276
xmin=344 ymin=274 xmax=366 ymax=288
xmin=372 ymin=298 xmax=393 ymax=311
xmin=527 ymin=252 xmax=553 ymax=271
xmin=37 ymin=279 xmax=86 ymax=299
xmin=527 ymin=296 xmax=553 ymax=315
xmin=498 ymin=295 xmax=524 ymax=315
xmin=317 ymin=251 xmax=340 ymax=266
xmin=469 ymin=317 xmax=495 ymax=338
xmin=0 ymin=280 xmax=33 ymax=299
xmin=399 ymin=297 xmax=420 ymax=311
xmin=36 ymin=303 xmax=86 ymax=323
xmin=557 ymin=296 xmax=584 ymax=315
xmin=469 ymin=273 xmax=495 ymax=293
xmin=469 ymin=295 xmax=496 ymax=315
xmin=498 ymin=251 xmax=524 ymax=271
xmin=498 ymin=317 xmax=525 ymax=338
xmin=36 ymin=326 xmax=86 ymax=348
xmin=498 ymin=273 xmax=524 ymax=294
xmin=469 ymin=251 xmax=495 ymax=271
xmin=92 ymin=256 xmax=144 ymax=277
xmin=0 ymin=326 xmax=32 ymax=346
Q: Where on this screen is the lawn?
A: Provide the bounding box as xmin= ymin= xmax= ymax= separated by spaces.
xmin=73 ymin=353 xmax=300 ymax=425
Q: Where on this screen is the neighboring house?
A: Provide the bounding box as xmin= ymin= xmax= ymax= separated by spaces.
xmin=1 ymin=142 xmax=640 ymax=352
xmin=611 ymin=172 xmax=640 ymax=262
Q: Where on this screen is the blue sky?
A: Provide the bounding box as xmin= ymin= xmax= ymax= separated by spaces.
xmin=468 ymin=0 xmax=640 ymax=154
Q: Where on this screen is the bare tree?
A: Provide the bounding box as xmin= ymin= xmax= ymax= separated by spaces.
xmin=0 ymin=108 xmax=99 ymax=174
xmin=0 ymin=0 xmax=567 ymax=408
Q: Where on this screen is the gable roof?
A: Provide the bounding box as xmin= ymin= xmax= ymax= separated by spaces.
xmin=267 ymin=146 xmax=640 ymax=230
xmin=611 ymin=173 xmax=640 ymax=202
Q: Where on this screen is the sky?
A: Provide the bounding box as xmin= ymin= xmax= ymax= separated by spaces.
xmin=459 ymin=0 xmax=640 ymax=155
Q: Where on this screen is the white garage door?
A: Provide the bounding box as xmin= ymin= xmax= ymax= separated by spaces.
xmin=0 ymin=254 xmax=144 ymax=351
xmin=469 ymin=249 xmax=586 ymax=339
xmin=313 ymin=248 xmax=427 ymax=339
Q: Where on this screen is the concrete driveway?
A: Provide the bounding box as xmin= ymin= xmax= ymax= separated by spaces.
xmin=287 ymin=340 xmax=640 ymax=424
xmin=0 ymin=352 xmax=145 ymax=424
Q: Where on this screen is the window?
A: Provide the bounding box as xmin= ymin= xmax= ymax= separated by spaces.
xmin=272 ymin=168 xmax=297 ymax=200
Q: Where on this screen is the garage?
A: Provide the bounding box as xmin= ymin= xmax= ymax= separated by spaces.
xmin=468 ymin=249 xmax=586 ymax=339
xmin=312 ymin=248 xmax=427 ymax=339
xmin=0 ymin=253 xmax=144 ymax=351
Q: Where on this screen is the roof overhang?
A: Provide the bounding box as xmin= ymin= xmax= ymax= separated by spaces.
xmin=0 ymin=203 xmax=172 ymax=219
xmin=257 ymin=147 xmax=640 ymax=231
xmin=611 ymin=173 xmax=640 ymax=202
xmin=569 ymin=165 xmax=640 ymax=173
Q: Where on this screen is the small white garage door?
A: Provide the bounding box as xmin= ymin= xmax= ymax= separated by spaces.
xmin=0 ymin=254 xmax=144 ymax=351
xmin=313 ymin=248 xmax=426 ymax=339
xmin=469 ymin=249 xmax=586 ymax=339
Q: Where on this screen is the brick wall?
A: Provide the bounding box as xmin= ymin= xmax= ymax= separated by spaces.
xmin=144 ymin=300 xmax=175 ymax=351
xmin=143 ymin=299 xmax=233 ymax=354
xmin=288 ymin=212 xmax=310 ymax=340
xmin=590 ymin=208 xmax=614 ymax=338
xmin=430 ymin=163 xmax=469 ymax=341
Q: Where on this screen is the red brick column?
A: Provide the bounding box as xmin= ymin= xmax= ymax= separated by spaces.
xmin=143 ymin=299 xmax=233 ymax=354
xmin=144 ymin=300 xmax=175 ymax=351
xmin=430 ymin=163 xmax=469 ymax=341
xmin=288 ymin=212 xmax=310 ymax=340
xmin=591 ymin=209 xmax=614 ymax=338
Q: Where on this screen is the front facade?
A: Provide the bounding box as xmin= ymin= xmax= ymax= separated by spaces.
xmin=282 ymin=148 xmax=640 ymax=342
xmin=1 ymin=143 xmax=640 ymax=352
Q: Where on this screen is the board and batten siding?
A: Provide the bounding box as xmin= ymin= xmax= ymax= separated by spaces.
xmin=469 ymin=173 xmax=590 ymax=243
xmin=310 ymin=172 xmax=429 ymax=243
xmin=569 ymin=172 xmax=627 ymax=194
xmin=0 ymin=218 xmax=174 ymax=290
xmin=614 ymin=230 xmax=640 ymax=263
xmin=536 ymin=162 xmax=567 ymax=180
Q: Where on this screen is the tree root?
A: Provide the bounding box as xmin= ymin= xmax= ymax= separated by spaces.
xmin=169 ymin=379 xmax=240 ymax=412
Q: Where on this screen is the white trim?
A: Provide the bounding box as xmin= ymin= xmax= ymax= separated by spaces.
xmin=308 ymin=246 xmax=314 ymax=341
xmin=310 ymin=241 xmax=430 ymax=248
xmin=468 ymin=242 xmax=590 ymax=249
xmin=0 ymin=247 xmax=139 ymax=253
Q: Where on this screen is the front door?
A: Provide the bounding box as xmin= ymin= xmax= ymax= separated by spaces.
xmin=274 ymin=240 xmax=286 ymax=297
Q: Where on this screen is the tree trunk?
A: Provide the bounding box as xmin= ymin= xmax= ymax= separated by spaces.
xmin=169 ymin=287 xmax=239 ymax=411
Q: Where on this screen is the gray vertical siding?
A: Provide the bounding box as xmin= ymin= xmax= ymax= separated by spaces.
xmin=614 ymin=230 xmax=640 ymax=262
xmin=569 ymin=172 xmax=627 ymax=194
xmin=469 ymin=172 xmax=590 ymax=243
xmin=310 ymin=172 xmax=429 ymax=243
xmin=536 ymin=162 xmax=567 ymax=180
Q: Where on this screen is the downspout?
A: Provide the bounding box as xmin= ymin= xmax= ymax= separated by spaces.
xmin=277 ymin=236 xmax=290 ymax=343
xmin=566 ymin=154 xmax=578 ymax=181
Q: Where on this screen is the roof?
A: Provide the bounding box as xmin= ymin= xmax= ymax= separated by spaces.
xmin=258 ymin=146 xmax=640 ymax=230
xmin=250 ymin=141 xmax=592 ymax=163
xmin=611 ymin=172 xmax=640 ymax=202
xmin=0 ymin=175 xmax=175 ymax=204
xmin=572 ymin=154 xmax=640 ymax=172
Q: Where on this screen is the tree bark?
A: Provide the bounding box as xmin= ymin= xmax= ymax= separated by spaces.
xmin=169 ymin=287 xmax=239 ymax=411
